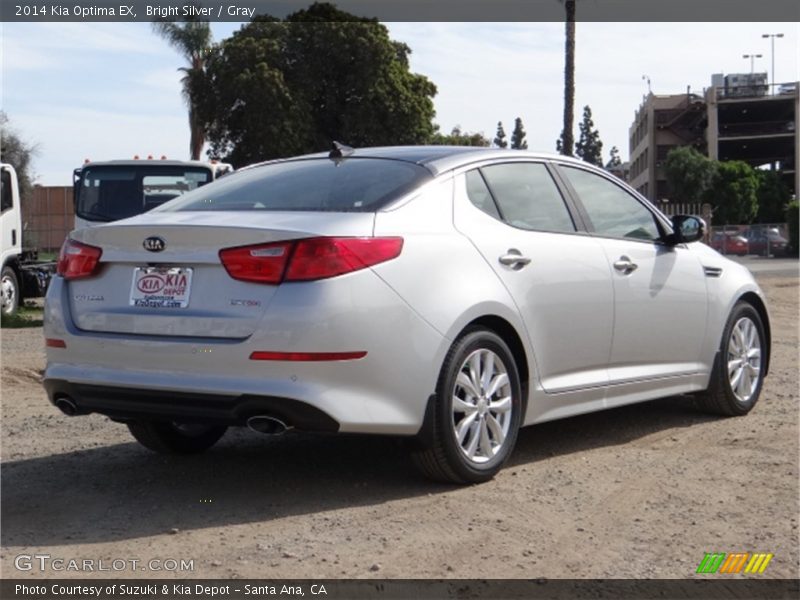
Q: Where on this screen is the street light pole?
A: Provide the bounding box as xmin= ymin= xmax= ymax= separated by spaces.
xmin=742 ymin=53 xmax=763 ymax=74
xmin=762 ymin=32 xmax=784 ymax=93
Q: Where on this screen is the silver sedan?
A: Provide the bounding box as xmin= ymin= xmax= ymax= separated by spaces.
xmin=43 ymin=146 xmax=770 ymax=483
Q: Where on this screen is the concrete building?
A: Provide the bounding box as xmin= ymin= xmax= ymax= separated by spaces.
xmin=705 ymin=76 xmax=798 ymax=196
xmin=628 ymin=92 xmax=706 ymax=201
xmin=628 ymin=74 xmax=799 ymax=204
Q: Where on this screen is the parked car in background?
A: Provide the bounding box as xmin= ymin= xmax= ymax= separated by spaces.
xmin=743 ymin=227 xmax=789 ymax=256
xmin=43 ymin=146 xmax=771 ymax=483
xmin=710 ymin=231 xmax=749 ymax=256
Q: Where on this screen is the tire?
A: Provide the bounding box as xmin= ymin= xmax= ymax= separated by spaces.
xmin=412 ymin=328 xmax=523 ymax=484
xmin=1 ymin=266 xmax=19 ymax=317
xmin=695 ymin=302 xmax=767 ymax=416
xmin=127 ymin=421 xmax=227 ymax=454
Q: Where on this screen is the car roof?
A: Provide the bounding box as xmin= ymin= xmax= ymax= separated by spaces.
xmin=243 ymin=146 xmax=591 ymax=177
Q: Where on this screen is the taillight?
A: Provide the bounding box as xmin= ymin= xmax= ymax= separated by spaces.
xmin=57 ymin=239 xmax=102 ymax=280
xmin=219 ymin=237 xmax=403 ymax=284
xmin=219 ymin=242 xmax=292 ymax=284
xmin=285 ymin=237 xmax=403 ymax=281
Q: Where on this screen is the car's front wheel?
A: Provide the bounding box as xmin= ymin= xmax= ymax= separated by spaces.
xmin=695 ymin=301 xmax=767 ymax=416
xmin=127 ymin=421 xmax=227 ymax=454
xmin=412 ymin=328 xmax=523 ymax=484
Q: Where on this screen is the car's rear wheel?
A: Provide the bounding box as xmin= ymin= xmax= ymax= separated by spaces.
xmin=127 ymin=421 xmax=227 ymax=454
xmin=695 ymin=301 xmax=766 ymax=416
xmin=412 ymin=328 xmax=522 ymax=484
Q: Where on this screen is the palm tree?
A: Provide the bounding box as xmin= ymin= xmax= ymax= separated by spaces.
xmin=152 ymin=20 xmax=213 ymax=160
xmin=559 ymin=0 xmax=576 ymax=157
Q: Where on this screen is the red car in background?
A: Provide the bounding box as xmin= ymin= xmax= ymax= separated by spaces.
xmin=743 ymin=228 xmax=789 ymax=256
xmin=710 ymin=231 xmax=749 ymax=256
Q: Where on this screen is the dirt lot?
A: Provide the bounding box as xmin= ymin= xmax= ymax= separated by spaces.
xmin=1 ymin=274 xmax=797 ymax=580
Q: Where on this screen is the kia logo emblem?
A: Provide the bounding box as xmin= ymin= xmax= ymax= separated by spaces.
xmin=143 ymin=236 xmax=166 ymax=252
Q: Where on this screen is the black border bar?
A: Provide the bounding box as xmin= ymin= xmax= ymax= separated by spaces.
xmin=2 ymin=0 xmax=799 ymax=23
xmin=2 ymin=579 xmax=800 ymax=600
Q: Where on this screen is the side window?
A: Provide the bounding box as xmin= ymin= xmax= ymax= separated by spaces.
xmin=465 ymin=169 xmax=501 ymax=219
xmin=479 ymin=163 xmax=575 ymax=233
xmin=1 ymin=169 xmax=12 ymax=213
xmin=561 ymin=166 xmax=661 ymax=241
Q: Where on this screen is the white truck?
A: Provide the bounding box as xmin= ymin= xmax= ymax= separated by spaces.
xmin=1 ymin=163 xmax=54 ymax=316
xmin=1 ymin=158 xmax=233 ymax=315
xmin=73 ymin=158 xmax=232 ymax=228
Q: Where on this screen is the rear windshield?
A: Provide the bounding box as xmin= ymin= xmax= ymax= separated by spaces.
xmin=156 ymin=158 xmax=432 ymax=213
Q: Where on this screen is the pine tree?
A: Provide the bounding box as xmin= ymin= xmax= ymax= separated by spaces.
xmin=575 ymin=105 xmax=603 ymax=167
xmin=510 ymin=117 xmax=527 ymax=150
xmin=606 ymin=146 xmax=622 ymax=169
xmin=493 ymin=121 xmax=508 ymax=149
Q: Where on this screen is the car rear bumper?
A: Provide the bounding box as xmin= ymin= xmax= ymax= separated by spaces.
xmin=43 ymin=378 xmax=340 ymax=431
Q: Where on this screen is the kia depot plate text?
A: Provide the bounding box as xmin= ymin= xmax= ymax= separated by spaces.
xmin=130 ymin=267 xmax=193 ymax=308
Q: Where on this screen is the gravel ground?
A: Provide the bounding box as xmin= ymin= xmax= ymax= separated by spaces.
xmin=1 ymin=274 xmax=797 ymax=580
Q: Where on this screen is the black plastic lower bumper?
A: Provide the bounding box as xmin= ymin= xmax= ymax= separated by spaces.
xmin=43 ymin=379 xmax=340 ymax=432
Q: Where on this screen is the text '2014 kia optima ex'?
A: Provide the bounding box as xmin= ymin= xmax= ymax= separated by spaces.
xmin=44 ymin=146 xmax=770 ymax=483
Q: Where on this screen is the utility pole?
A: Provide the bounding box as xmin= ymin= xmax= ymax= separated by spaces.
xmin=762 ymin=32 xmax=784 ymax=93
xmin=742 ymin=53 xmax=763 ymax=74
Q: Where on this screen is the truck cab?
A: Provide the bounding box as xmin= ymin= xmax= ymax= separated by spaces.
xmin=1 ymin=163 xmax=22 ymax=315
xmin=73 ymin=159 xmax=232 ymax=229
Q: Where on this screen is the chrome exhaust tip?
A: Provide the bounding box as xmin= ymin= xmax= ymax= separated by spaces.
xmin=246 ymin=415 xmax=291 ymax=435
xmin=55 ymin=397 xmax=79 ymax=416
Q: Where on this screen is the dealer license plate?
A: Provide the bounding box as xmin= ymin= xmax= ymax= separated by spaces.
xmin=130 ymin=267 xmax=193 ymax=308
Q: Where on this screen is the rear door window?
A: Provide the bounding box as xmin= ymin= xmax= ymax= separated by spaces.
xmin=478 ymin=163 xmax=576 ymax=233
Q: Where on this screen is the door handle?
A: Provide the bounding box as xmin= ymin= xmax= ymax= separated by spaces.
xmin=498 ymin=249 xmax=531 ymax=268
xmin=613 ymin=256 xmax=638 ymax=275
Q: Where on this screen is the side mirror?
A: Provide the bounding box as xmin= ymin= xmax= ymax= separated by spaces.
xmin=667 ymin=215 xmax=705 ymax=245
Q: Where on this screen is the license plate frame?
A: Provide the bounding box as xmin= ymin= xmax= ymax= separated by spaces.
xmin=130 ymin=267 xmax=193 ymax=308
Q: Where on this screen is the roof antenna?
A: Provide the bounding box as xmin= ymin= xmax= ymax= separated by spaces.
xmin=329 ymin=141 xmax=354 ymax=160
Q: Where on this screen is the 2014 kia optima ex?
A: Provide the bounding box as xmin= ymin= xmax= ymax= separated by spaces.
xmin=43 ymin=146 xmax=771 ymax=483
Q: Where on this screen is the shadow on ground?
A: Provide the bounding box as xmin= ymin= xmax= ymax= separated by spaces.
xmin=1 ymin=395 xmax=716 ymax=547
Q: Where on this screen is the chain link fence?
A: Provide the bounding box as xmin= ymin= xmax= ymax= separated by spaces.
xmin=709 ymin=223 xmax=791 ymax=257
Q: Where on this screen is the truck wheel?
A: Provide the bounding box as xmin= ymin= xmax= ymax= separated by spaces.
xmin=1 ymin=266 xmax=19 ymax=316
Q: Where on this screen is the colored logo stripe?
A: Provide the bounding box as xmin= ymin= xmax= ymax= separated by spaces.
xmin=697 ymin=553 xmax=726 ymax=574
xmin=745 ymin=553 xmax=774 ymax=574
xmin=719 ymin=553 xmax=749 ymax=573
xmin=696 ymin=552 xmax=774 ymax=574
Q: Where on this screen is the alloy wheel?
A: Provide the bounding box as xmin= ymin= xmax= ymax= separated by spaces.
xmin=727 ymin=316 xmax=762 ymax=403
xmin=451 ymin=348 xmax=513 ymax=464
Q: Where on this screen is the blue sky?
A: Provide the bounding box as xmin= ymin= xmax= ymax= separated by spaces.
xmin=2 ymin=21 xmax=797 ymax=184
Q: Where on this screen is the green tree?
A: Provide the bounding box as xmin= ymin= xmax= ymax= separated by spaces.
xmin=0 ymin=112 xmax=37 ymax=202
xmin=199 ymin=3 xmax=437 ymax=166
xmin=606 ymin=145 xmax=622 ymax=169
xmin=152 ymin=14 xmax=214 ymax=160
xmin=705 ymin=161 xmax=759 ymax=225
xmin=754 ymin=169 xmax=791 ymax=223
xmin=510 ymin=117 xmax=527 ymax=150
xmin=430 ymin=126 xmax=489 ymax=147
xmin=493 ymin=121 xmax=508 ymax=149
xmin=574 ymin=105 xmax=603 ymax=166
xmin=664 ymin=146 xmax=716 ymax=203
